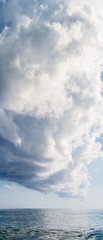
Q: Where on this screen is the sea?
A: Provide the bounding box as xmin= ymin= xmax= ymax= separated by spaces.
xmin=0 ymin=209 xmax=103 ymax=239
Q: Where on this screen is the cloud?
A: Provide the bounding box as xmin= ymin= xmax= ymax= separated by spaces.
xmin=0 ymin=0 xmax=6 ymax=3
xmin=4 ymin=184 xmax=16 ymax=191
xmin=0 ymin=0 xmax=103 ymax=199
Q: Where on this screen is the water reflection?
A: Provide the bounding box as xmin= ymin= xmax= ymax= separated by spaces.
xmin=0 ymin=209 xmax=103 ymax=239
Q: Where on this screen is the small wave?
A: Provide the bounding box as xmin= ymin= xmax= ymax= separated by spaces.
xmin=0 ymin=228 xmax=103 ymax=240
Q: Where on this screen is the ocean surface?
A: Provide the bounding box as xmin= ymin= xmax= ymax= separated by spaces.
xmin=0 ymin=209 xmax=103 ymax=239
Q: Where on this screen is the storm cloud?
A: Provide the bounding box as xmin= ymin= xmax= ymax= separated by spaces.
xmin=0 ymin=0 xmax=103 ymax=198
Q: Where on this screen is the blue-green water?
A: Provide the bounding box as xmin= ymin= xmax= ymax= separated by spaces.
xmin=0 ymin=209 xmax=103 ymax=239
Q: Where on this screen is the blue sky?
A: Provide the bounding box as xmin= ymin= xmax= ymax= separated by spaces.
xmin=0 ymin=0 xmax=103 ymax=209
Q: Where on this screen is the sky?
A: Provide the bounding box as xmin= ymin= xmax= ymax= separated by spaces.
xmin=0 ymin=0 xmax=103 ymax=209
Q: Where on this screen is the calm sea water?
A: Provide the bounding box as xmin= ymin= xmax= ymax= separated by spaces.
xmin=0 ymin=209 xmax=103 ymax=239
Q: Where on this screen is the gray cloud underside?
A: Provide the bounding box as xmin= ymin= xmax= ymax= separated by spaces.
xmin=0 ymin=0 xmax=103 ymax=198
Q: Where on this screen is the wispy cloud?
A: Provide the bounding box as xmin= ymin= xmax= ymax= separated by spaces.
xmin=4 ymin=184 xmax=16 ymax=191
xmin=0 ymin=0 xmax=103 ymax=198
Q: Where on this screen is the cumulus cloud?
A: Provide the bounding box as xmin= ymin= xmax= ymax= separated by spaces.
xmin=0 ymin=0 xmax=103 ymax=198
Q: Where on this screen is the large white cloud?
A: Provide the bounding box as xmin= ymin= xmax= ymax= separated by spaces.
xmin=0 ymin=0 xmax=103 ymax=198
